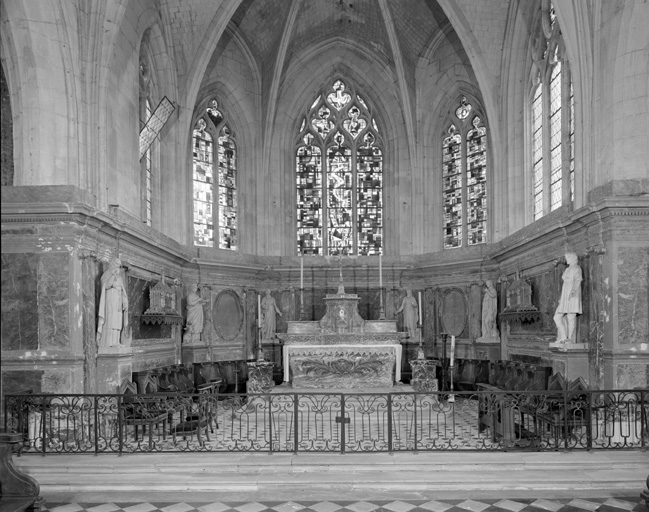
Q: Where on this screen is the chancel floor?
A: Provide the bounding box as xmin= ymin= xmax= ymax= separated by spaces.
xmin=40 ymin=496 xmax=647 ymax=512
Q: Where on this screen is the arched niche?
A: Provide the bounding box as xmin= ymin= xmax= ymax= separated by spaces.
xmin=212 ymin=289 xmax=243 ymax=340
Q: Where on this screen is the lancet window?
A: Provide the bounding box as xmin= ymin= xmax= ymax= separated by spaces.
xmin=442 ymin=97 xmax=488 ymax=249
xmin=296 ymin=79 xmax=383 ymax=256
xmin=530 ymin=1 xmax=574 ymax=221
xmin=192 ymin=99 xmax=237 ymax=249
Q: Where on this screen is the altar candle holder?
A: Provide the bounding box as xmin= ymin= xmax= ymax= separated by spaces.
xmin=379 ymin=287 xmax=386 ymax=320
xmin=299 ymin=287 xmax=305 ymax=320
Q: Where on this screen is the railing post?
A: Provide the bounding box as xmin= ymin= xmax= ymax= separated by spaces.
xmin=587 ymin=391 xmax=593 ymax=450
xmin=118 ymin=395 xmax=124 ymax=456
xmin=293 ymin=393 xmax=299 ymax=454
xmin=563 ymin=389 xmax=569 ymax=451
xmin=268 ymin=393 xmax=273 ymax=453
xmin=94 ymin=396 xmax=99 ymax=455
xmin=340 ymin=394 xmax=346 ymax=454
xmin=41 ymin=396 xmax=46 ymax=456
xmin=387 ymin=392 xmax=393 ymax=453
xmin=642 ymin=390 xmax=646 ymax=450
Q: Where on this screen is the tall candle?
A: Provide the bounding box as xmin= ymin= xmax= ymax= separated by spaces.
xmin=379 ymin=254 xmax=382 ymax=288
xmin=450 ymin=335 xmax=455 ymax=366
xmin=258 ymin=293 xmax=261 ymax=327
xmin=418 ymin=291 xmax=422 ymax=325
xmin=300 ymin=256 xmax=304 ymax=289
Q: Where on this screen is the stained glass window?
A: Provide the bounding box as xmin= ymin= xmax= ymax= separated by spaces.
xmin=296 ymin=79 xmax=382 ymax=256
xmin=192 ymin=99 xmax=237 ymax=249
xmin=530 ymin=4 xmax=575 ymax=220
xmin=549 ymin=62 xmax=562 ymax=211
xmin=532 ymin=82 xmax=544 ymax=220
xmin=442 ymin=98 xmax=489 ymax=249
xmin=443 ymin=126 xmax=462 ymax=248
xmin=193 ymin=119 xmax=214 ymax=247
xmin=467 ymin=117 xmax=487 ymax=245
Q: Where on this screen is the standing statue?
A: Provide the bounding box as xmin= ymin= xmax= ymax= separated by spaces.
xmin=478 ymin=280 xmax=500 ymax=341
xmin=553 ymin=252 xmax=582 ymax=343
xmin=396 ymin=289 xmax=419 ymax=338
xmin=184 ymin=284 xmax=206 ymax=343
xmin=261 ymin=289 xmax=282 ymax=341
xmin=96 ymin=257 xmax=129 ymax=348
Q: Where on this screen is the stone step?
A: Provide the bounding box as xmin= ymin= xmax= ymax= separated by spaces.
xmin=15 ymin=451 xmax=648 ymax=496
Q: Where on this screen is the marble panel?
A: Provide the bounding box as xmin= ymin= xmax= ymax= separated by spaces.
xmin=42 ymin=368 xmax=72 ymax=394
xmin=289 ymin=345 xmax=396 ymax=389
xmin=587 ymin=252 xmax=607 ymax=388
xmin=617 ymin=247 xmax=649 ymax=345
xmin=1 ymin=370 xmax=44 ymax=394
xmin=616 ymin=362 xmax=649 ymax=389
xmin=38 ymin=253 xmax=70 ymax=349
xmin=1 ymin=253 xmax=39 ymax=350
xmin=82 ymin=256 xmax=98 ymax=393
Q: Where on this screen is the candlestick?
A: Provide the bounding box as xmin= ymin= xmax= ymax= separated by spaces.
xmin=300 ymin=256 xmax=304 ymax=289
xmin=450 ymin=335 xmax=455 ymax=366
xmin=418 ymin=291 xmax=422 ymax=325
xmin=379 ymin=254 xmax=382 ymax=288
xmin=258 ymin=293 xmax=261 ymax=328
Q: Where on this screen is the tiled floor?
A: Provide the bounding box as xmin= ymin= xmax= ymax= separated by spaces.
xmin=42 ymin=497 xmax=647 ymax=512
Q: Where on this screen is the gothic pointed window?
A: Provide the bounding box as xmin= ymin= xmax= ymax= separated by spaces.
xmin=442 ymin=97 xmax=488 ymax=249
xmin=530 ymin=1 xmax=574 ymax=221
xmin=192 ymin=99 xmax=237 ymax=249
xmin=296 ymin=79 xmax=383 ymax=256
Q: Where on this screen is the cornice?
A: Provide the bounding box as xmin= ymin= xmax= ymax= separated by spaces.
xmin=2 ymin=201 xmax=191 ymax=267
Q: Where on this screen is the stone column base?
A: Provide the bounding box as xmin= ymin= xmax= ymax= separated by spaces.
xmin=548 ymin=344 xmax=589 ymax=383
xmin=247 ymin=361 xmax=275 ymax=393
xmin=181 ymin=344 xmax=210 ymax=364
xmin=96 ymin=347 xmax=133 ymax=393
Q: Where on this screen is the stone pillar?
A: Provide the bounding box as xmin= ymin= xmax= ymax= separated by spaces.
xmin=246 ymin=361 xmax=275 ymax=393
xmin=181 ymin=342 xmax=210 ymax=364
xmin=409 ymin=359 xmax=439 ymax=392
xmin=548 ymin=346 xmax=589 ymax=383
xmin=96 ymin=346 xmax=133 ymax=393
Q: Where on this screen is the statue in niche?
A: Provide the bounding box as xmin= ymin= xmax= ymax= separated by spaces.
xmin=183 ymin=284 xmax=206 ymax=344
xmin=396 ymin=289 xmax=419 ymax=338
xmin=96 ymin=257 xmax=129 ymax=348
xmin=553 ymin=252 xmax=583 ymax=344
xmin=477 ymin=280 xmax=500 ymax=342
xmin=261 ymin=289 xmax=282 ymax=341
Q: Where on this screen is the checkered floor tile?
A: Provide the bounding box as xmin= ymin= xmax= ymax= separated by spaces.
xmin=42 ymin=497 xmax=647 ymax=512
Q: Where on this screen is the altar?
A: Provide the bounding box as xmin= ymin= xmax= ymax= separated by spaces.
xmin=276 ymin=280 xmax=405 ymax=389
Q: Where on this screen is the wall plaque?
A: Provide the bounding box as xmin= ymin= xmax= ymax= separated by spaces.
xmin=440 ymin=288 xmax=466 ymax=336
xmin=213 ymin=289 xmax=243 ymax=341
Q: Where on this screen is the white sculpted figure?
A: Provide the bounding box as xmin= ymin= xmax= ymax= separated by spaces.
xmin=553 ymin=252 xmax=582 ymax=344
xmin=96 ymin=258 xmax=129 ymax=348
xmin=261 ymin=289 xmax=282 ymax=341
xmin=478 ymin=280 xmax=500 ymax=341
xmin=184 ymin=284 xmax=206 ymax=343
xmin=396 ymin=289 xmax=419 ymax=338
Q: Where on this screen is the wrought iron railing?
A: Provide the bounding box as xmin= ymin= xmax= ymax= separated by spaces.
xmin=4 ymin=389 xmax=647 ymax=454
